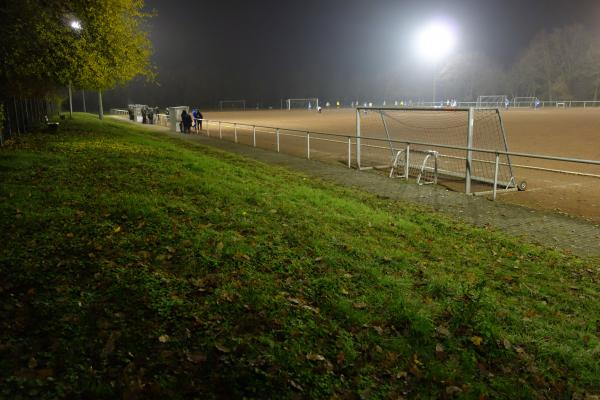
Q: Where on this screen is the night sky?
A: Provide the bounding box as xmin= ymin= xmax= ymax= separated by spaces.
xmin=102 ymin=0 xmax=600 ymax=109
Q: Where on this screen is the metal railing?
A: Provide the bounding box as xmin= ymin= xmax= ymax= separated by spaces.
xmin=110 ymin=108 xmax=129 ymax=117
xmin=108 ymin=112 xmax=600 ymax=201
xmin=193 ymin=118 xmax=600 ymax=201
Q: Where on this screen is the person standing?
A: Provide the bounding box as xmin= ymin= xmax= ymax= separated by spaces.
xmin=191 ymin=108 xmax=198 ymax=129
xmin=181 ymin=110 xmax=192 ymax=133
xmin=148 ymin=107 xmax=154 ymax=124
xmin=197 ymin=110 xmax=203 ymax=130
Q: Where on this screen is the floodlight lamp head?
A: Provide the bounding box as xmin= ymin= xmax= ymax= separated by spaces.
xmin=416 ymin=19 xmax=457 ymax=62
xmin=70 ymin=20 xmax=82 ymax=31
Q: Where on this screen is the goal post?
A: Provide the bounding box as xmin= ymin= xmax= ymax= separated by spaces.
xmin=219 ymin=100 xmax=246 ymax=111
xmin=286 ymin=98 xmax=319 ymax=110
xmin=355 ymin=107 xmax=516 ymax=194
xmin=477 ymin=95 xmax=508 ymax=108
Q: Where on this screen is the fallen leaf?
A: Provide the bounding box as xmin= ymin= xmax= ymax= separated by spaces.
xmin=215 ymin=344 xmax=231 ymax=353
xmin=353 ymin=302 xmax=367 ymax=309
xmin=436 ymin=326 xmax=451 ymax=337
xmin=158 ymin=334 xmax=170 ymax=343
xmin=113 ymin=225 xmax=121 ymax=233
xmin=289 ymin=380 xmax=303 ymax=391
xmin=396 ymin=371 xmax=408 ymax=380
xmin=435 ymin=343 xmax=445 ymax=356
xmin=306 ymin=353 xmax=326 ymax=361
xmin=470 ymin=336 xmax=483 ymax=347
xmin=336 ymin=351 xmax=345 ymax=365
xmin=446 ymin=386 xmax=463 ymax=396
xmin=186 ymin=352 xmax=207 ymax=364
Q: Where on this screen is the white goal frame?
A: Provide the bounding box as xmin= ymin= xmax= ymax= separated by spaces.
xmin=286 ymin=98 xmax=319 ymax=110
xmin=477 ymin=95 xmax=508 ymax=108
xmin=219 ymin=100 xmax=246 ymax=111
xmin=355 ymin=107 xmax=516 ymax=194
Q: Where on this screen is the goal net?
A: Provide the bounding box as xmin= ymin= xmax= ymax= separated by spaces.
xmin=356 ymin=107 xmax=516 ymax=194
xmin=512 ymin=97 xmax=537 ymax=108
xmin=286 ymin=98 xmax=319 ymax=110
xmin=477 ymin=95 xmax=508 ymax=108
xmin=219 ymin=100 xmax=246 ymax=111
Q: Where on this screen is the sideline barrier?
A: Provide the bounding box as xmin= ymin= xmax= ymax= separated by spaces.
xmin=193 ymin=118 xmax=600 ymax=201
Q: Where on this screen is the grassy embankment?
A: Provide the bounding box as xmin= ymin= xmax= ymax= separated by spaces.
xmin=1 ymin=114 xmax=598 ymax=399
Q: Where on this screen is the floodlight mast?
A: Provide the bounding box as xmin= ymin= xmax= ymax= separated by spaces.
xmin=416 ymin=20 xmax=457 ymax=103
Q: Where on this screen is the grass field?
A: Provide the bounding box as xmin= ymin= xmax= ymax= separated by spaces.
xmin=1 ymin=114 xmax=599 ymax=399
xmin=203 ymin=108 xmax=600 ymax=223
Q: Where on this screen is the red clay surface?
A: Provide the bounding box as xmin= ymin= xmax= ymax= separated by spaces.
xmin=203 ymin=108 xmax=600 ymax=223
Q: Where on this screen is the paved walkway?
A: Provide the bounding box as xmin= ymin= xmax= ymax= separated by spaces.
xmin=122 ymin=119 xmax=600 ymax=258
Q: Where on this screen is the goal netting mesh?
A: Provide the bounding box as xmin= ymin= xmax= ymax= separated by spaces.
xmin=286 ymin=98 xmax=319 ymax=110
xmin=357 ymin=108 xmax=515 ymax=192
xmin=477 ymin=95 xmax=508 ymax=108
xmin=219 ymin=100 xmax=246 ymax=111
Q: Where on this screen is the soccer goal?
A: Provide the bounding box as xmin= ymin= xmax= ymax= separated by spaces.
xmin=356 ymin=107 xmax=517 ymax=194
xmin=512 ymin=97 xmax=537 ymax=108
xmin=286 ymin=98 xmax=319 ymax=110
xmin=477 ymin=95 xmax=508 ymax=108
xmin=219 ymin=100 xmax=246 ymax=111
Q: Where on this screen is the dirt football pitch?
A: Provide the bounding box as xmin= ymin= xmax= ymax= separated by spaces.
xmin=203 ymin=108 xmax=600 ymax=223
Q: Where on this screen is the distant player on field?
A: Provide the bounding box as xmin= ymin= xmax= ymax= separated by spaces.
xmin=504 ymin=98 xmax=510 ymax=109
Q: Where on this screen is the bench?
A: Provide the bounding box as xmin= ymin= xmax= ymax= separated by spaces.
xmin=45 ymin=116 xmax=59 ymax=132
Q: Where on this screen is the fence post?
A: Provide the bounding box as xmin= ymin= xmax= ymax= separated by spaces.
xmin=405 ymin=144 xmax=410 ymax=180
xmin=276 ymin=128 xmax=280 ymax=152
xmin=465 ymin=108 xmax=474 ymax=194
xmin=347 ymin=137 xmax=351 ymax=168
xmin=253 ymin=126 xmax=256 ymax=147
xmin=493 ymin=152 xmax=500 ymax=201
xmin=234 ymin=123 xmax=238 ymax=143
xmin=356 ymin=108 xmax=361 ymax=169
xmin=307 ymin=132 xmax=310 ymax=159
xmin=219 ymin=121 xmax=222 ymax=139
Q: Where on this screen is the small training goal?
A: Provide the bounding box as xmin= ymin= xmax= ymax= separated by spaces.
xmin=512 ymin=97 xmax=537 ymax=108
xmin=286 ymin=98 xmax=319 ymax=110
xmin=355 ymin=107 xmax=517 ymax=194
xmin=219 ymin=100 xmax=246 ymax=111
xmin=477 ymin=95 xmax=508 ymax=108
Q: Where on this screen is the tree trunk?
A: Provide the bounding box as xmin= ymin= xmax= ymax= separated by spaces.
xmin=98 ymin=91 xmax=104 ymax=120
xmin=68 ymin=82 xmax=73 ymax=119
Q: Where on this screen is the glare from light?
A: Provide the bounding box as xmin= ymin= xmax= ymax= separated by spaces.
xmin=70 ymin=20 xmax=82 ymax=31
xmin=416 ymin=20 xmax=457 ymax=62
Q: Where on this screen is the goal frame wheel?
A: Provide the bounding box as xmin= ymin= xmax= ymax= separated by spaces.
xmin=517 ymin=180 xmax=527 ymax=191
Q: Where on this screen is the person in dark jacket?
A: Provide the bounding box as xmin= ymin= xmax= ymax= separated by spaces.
xmin=181 ymin=110 xmax=193 ymax=133
xmin=197 ymin=110 xmax=203 ymax=130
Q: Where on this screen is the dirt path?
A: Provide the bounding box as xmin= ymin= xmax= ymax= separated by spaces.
xmin=156 ymin=125 xmax=600 ymax=259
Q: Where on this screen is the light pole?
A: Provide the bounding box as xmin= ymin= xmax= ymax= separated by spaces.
xmin=67 ymin=19 xmax=82 ymax=118
xmin=416 ymin=19 xmax=457 ymax=105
